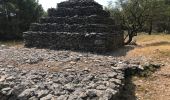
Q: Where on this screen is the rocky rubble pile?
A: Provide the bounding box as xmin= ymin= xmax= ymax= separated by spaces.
xmin=23 ymin=0 xmax=124 ymax=53
xmin=0 ymin=45 xmax=162 ymax=100
xmin=0 ymin=65 xmax=124 ymax=100
xmin=0 ymin=46 xmax=126 ymax=100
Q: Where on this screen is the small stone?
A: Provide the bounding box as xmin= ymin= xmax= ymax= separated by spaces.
xmin=57 ymin=95 xmax=69 ymax=100
xmin=99 ymin=90 xmax=113 ymax=100
xmin=21 ymin=71 xmax=28 ymax=76
xmin=106 ymin=88 xmax=118 ymax=95
xmin=52 ymin=83 xmax=61 ymax=89
xmin=65 ymin=68 xmax=76 ymax=72
xmin=116 ymin=75 xmax=124 ymax=80
xmin=96 ymin=85 xmax=107 ymax=90
xmin=110 ymin=62 xmax=116 ymax=67
xmin=83 ymin=67 xmax=90 ymax=72
xmin=64 ymin=84 xmax=75 ymax=92
xmin=161 ymin=64 xmax=165 ymax=66
xmin=0 ymin=75 xmax=7 ymax=82
xmin=107 ymin=72 xmax=117 ymax=78
xmin=18 ymin=88 xmax=37 ymax=98
xmin=7 ymin=65 xmax=14 ymax=68
xmin=106 ymin=82 xmax=117 ymax=89
xmin=116 ymin=63 xmax=128 ymax=69
xmin=79 ymin=92 xmax=87 ymax=99
xmin=86 ymin=90 xmax=97 ymax=97
xmin=109 ymin=79 xmax=122 ymax=85
xmin=45 ymin=64 xmax=48 ymax=67
xmin=40 ymin=94 xmax=53 ymax=100
xmin=37 ymin=90 xmax=49 ymax=98
xmin=1 ymin=87 xmax=11 ymax=91
xmin=74 ymin=57 xmax=81 ymax=61
xmin=6 ymin=76 xmax=15 ymax=81
xmin=51 ymin=96 xmax=58 ymax=100
xmin=6 ymin=89 xmax=14 ymax=96
xmin=70 ymin=61 xmax=76 ymax=64
xmin=82 ymin=74 xmax=94 ymax=82
xmin=87 ymin=83 xmax=97 ymax=89
xmin=152 ymin=63 xmax=161 ymax=68
xmin=29 ymin=96 xmax=38 ymax=100
xmin=0 ymin=68 xmax=5 ymax=71
xmin=25 ymin=59 xmax=31 ymax=63
xmin=1 ymin=44 xmax=5 ymax=46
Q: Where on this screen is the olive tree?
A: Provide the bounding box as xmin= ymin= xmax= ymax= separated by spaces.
xmin=106 ymin=0 xmax=162 ymax=44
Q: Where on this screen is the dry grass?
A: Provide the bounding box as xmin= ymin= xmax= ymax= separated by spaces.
xmin=127 ymin=34 xmax=170 ymax=100
xmin=125 ymin=34 xmax=170 ymax=58
xmin=136 ymin=34 xmax=170 ymax=44
xmin=0 ymin=40 xmax=23 ymax=46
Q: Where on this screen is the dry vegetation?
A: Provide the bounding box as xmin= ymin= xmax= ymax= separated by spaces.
xmin=127 ymin=34 xmax=170 ymax=100
xmin=0 ymin=40 xmax=23 ymax=47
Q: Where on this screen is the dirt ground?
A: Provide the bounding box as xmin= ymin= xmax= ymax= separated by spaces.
xmin=124 ymin=34 xmax=170 ymax=100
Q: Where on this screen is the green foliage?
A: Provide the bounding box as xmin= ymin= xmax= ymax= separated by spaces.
xmin=106 ymin=0 xmax=170 ymax=44
xmin=0 ymin=0 xmax=44 ymax=39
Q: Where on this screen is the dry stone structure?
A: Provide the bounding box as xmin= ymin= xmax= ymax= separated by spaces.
xmin=23 ymin=0 xmax=124 ymax=52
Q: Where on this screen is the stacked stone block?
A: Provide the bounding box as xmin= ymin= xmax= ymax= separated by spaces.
xmin=23 ymin=0 xmax=124 ymax=52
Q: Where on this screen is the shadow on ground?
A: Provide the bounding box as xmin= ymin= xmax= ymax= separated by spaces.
xmin=104 ymin=45 xmax=136 ymax=57
xmin=0 ymin=93 xmax=8 ymax=100
xmin=143 ymin=41 xmax=170 ymax=47
xmin=118 ymin=77 xmax=137 ymax=100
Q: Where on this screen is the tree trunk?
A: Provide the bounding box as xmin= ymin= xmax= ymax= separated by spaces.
xmin=124 ymin=31 xmax=133 ymax=45
xmin=148 ymin=21 xmax=153 ymax=35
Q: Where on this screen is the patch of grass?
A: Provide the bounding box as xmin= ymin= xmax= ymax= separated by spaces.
xmin=135 ymin=34 xmax=170 ymax=44
xmin=159 ymin=50 xmax=170 ymax=57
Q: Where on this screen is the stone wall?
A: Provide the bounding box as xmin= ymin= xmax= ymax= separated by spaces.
xmin=23 ymin=32 xmax=124 ymax=53
xmin=23 ymin=0 xmax=124 ymax=53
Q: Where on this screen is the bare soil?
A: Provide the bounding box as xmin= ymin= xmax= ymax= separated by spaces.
xmin=126 ymin=34 xmax=170 ymax=100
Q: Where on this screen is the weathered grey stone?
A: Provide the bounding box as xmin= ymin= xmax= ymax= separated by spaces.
xmin=40 ymin=94 xmax=53 ymax=100
xmin=57 ymin=95 xmax=69 ymax=100
xmin=29 ymin=96 xmax=38 ymax=100
xmin=82 ymin=74 xmax=94 ymax=82
xmin=18 ymin=88 xmax=37 ymax=98
xmin=64 ymin=83 xmax=75 ymax=92
xmin=0 ymin=75 xmax=7 ymax=82
xmin=23 ymin=0 xmax=124 ymax=53
xmin=96 ymin=85 xmax=107 ymax=90
xmin=99 ymin=90 xmax=113 ymax=100
xmin=37 ymin=90 xmax=49 ymax=98
xmin=86 ymin=90 xmax=97 ymax=97
xmin=6 ymin=76 xmax=15 ymax=81
xmin=107 ymin=72 xmax=117 ymax=78
xmin=1 ymin=87 xmax=11 ymax=92
xmin=7 ymin=65 xmax=14 ymax=68
xmin=87 ymin=82 xmax=97 ymax=89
